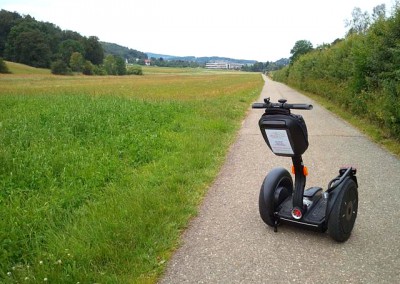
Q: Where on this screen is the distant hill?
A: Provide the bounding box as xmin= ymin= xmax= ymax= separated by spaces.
xmin=146 ymin=52 xmax=257 ymax=65
xmin=275 ymin=58 xmax=290 ymax=66
xmin=100 ymin=40 xmax=285 ymax=66
xmin=101 ymin=42 xmax=148 ymax=63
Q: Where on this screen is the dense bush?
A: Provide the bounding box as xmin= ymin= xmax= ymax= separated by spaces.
xmin=82 ymin=60 xmax=94 ymax=75
xmin=127 ymin=65 xmax=143 ymax=75
xmin=51 ymin=59 xmax=71 ymax=75
xmin=273 ymin=5 xmax=400 ymax=139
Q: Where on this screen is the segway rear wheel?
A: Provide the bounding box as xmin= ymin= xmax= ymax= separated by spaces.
xmin=328 ymin=178 xmax=358 ymax=242
xmin=259 ymin=167 xmax=293 ymax=227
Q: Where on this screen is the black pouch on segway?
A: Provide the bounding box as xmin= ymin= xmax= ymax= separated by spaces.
xmin=258 ymin=109 xmax=308 ymax=157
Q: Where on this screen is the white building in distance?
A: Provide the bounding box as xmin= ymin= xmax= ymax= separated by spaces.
xmin=205 ymin=62 xmax=243 ymax=70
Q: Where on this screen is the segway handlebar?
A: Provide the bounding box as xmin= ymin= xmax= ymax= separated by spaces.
xmin=252 ymin=98 xmax=313 ymax=110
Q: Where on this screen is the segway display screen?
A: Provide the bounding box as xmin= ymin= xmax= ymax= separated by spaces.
xmin=259 ymin=114 xmax=309 ymax=157
xmin=265 ymin=129 xmax=294 ymax=155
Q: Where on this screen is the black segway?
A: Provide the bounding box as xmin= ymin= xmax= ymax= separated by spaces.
xmin=252 ymin=98 xmax=358 ymax=242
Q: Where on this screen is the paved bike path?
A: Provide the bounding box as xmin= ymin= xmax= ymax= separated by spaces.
xmin=159 ymin=76 xmax=400 ymax=283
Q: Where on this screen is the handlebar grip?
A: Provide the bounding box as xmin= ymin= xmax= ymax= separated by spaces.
xmin=252 ymin=103 xmax=267 ymax=109
xmin=289 ymin=104 xmax=313 ymax=110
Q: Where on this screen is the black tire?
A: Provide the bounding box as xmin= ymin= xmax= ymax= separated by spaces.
xmin=259 ymin=167 xmax=293 ymax=227
xmin=328 ymin=178 xmax=358 ymax=242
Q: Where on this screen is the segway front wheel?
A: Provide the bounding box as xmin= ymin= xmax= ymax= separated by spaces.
xmin=259 ymin=167 xmax=293 ymax=227
xmin=328 ymin=178 xmax=358 ymax=242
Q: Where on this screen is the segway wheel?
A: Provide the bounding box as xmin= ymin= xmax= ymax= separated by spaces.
xmin=328 ymin=178 xmax=358 ymax=242
xmin=259 ymin=167 xmax=293 ymax=227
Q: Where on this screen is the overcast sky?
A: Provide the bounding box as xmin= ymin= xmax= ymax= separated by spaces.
xmin=1 ymin=0 xmax=397 ymax=61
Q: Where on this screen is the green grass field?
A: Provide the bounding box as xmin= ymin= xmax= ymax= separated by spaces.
xmin=3 ymin=61 xmax=50 ymax=75
xmin=0 ymin=65 xmax=263 ymax=283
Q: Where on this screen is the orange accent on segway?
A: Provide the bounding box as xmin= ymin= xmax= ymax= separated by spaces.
xmin=291 ymin=165 xmax=308 ymax=176
xmin=303 ymin=166 xmax=308 ymax=176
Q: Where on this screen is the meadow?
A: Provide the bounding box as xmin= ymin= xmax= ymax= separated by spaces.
xmin=0 ymin=65 xmax=264 ymax=283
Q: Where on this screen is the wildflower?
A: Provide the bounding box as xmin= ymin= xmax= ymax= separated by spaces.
xmin=56 ymin=259 xmax=62 ymax=265
xmin=7 ymin=272 xmax=11 ymax=276
xmin=39 ymin=260 xmax=43 ymax=265
xmin=25 ymin=277 xmax=29 ymax=281
xmin=44 ymin=278 xmax=48 ymax=281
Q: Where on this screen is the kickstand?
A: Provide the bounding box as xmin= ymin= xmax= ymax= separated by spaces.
xmin=273 ymin=213 xmax=279 ymax=233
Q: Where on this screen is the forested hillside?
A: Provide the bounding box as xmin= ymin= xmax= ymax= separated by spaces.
xmin=0 ymin=10 xmax=147 ymax=75
xmin=273 ymin=4 xmax=400 ymax=141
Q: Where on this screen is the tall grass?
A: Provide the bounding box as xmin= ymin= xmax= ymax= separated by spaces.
xmin=0 ymin=70 xmax=263 ymax=283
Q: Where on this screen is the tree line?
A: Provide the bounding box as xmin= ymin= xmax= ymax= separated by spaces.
xmin=0 ymin=10 xmax=145 ymax=75
xmin=273 ymin=3 xmax=400 ymax=141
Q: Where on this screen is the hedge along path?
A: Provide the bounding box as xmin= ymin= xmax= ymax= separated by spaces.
xmin=159 ymin=75 xmax=400 ymax=283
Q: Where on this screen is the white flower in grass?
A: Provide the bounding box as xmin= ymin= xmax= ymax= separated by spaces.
xmin=7 ymin=272 xmax=11 ymax=276
xmin=44 ymin=278 xmax=48 ymax=281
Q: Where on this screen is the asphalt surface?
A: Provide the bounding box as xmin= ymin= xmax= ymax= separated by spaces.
xmin=159 ymin=76 xmax=400 ymax=284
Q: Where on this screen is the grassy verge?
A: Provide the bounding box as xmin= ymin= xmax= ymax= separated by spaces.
xmin=0 ymin=70 xmax=263 ymax=283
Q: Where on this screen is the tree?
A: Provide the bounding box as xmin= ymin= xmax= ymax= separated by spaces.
xmin=372 ymin=4 xmax=386 ymax=21
xmin=346 ymin=7 xmax=371 ymax=35
xmin=115 ymin=56 xmax=126 ymax=75
xmin=103 ymin=55 xmax=127 ymax=75
xmin=83 ymin=36 xmax=104 ymax=65
xmin=290 ymin=40 xmax=313 ymax=63
xmin=69 ymin=52 xmax=84 ymax=72
xmin=58 ymin=39 xmax=84 ymax=63
xmin=61 ymin=30 xmax=83 ymax=41
xmin=11 ymin=30 xmax=51 ymax=67
xmin=104 ymin=54 xmax=116 ymax=75
xmin=4 ymin=19 xmax=52 ymax=67
xmin=38 ymin=21 xmax=62 ymax=55
xmin=0 ymin=10 xmax=22 ymax=57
